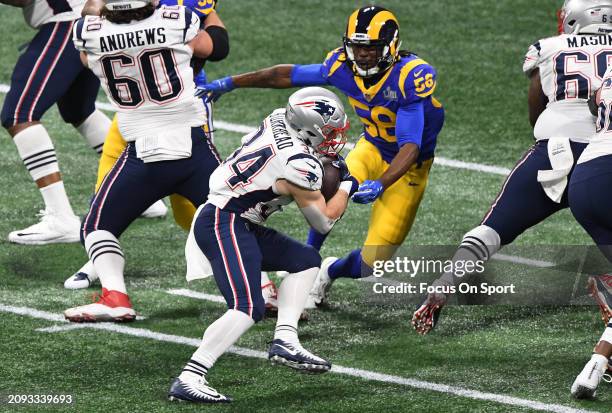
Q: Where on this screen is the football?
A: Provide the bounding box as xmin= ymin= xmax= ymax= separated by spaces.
xmin=320 ymin=156 xmax=341 ymax=201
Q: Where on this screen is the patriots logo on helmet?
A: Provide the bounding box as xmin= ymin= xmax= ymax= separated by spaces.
xmin=296 ymin=100 xmax=336 ymax=123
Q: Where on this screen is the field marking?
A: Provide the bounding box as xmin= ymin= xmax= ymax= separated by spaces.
xmin=492 ymin=253 xmax=555 ymax=268
xmin=0 ymin=82 xmax=511 ymax=176
xmin=0 ymin=303 xmax=600 ymax=413
xmin=166 ymin=288 xmax=226 ymax=303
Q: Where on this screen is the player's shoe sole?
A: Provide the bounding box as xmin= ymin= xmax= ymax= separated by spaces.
xmin=64 ymin=305 xmax=136 ymax=323
xmin=412 ymin=293 xmax=446 ymax=335
xmin=587 ymin=275 xmax=612 ymax=325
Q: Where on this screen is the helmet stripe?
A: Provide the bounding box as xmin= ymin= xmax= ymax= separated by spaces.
xmin=346 ymin=9 xmax=360 ymax=37
xmin=367 ymin=10 xmax=399 ymax=39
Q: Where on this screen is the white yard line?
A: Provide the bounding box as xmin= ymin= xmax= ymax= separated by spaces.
xmin=0 ymin=303 xmax=598 ymax=413
xmin=0 ymin=82 xmax=510 ymax=176
xmin=166 ymin=288 xmax=226 ymax=303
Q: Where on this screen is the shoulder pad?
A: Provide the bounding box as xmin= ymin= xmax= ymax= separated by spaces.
xmin=398 ymin=59 xmax=437 ymax=100
xmin=523 ymin=41 xmax=541 ymax=76
xmin=321 ymin=47 xmax=347 ymax=79
xmin=73 ymin=16 xmax=103 ymax=52
xmin=284 ymin=152 xmax=323 ymax=191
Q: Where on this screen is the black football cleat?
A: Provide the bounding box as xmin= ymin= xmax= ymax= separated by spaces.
xmin=168 ymin=377 xmax=231 ymax=403
xmin=412 ymin=292 xmax=447 ymax=335
xmin=268 ymin=339 xmax=331 ymax=373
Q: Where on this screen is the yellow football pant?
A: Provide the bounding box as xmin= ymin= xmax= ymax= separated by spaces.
xmin=346 ymin=137 xmax=433 ymax=266
xmin=96 ymin=116 xmax=196 ymax=231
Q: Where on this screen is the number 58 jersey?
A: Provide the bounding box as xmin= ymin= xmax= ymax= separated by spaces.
xmin=73 ymin=6 xmax=206 ymax=141
xmin=207 ymin=109 xmax=324 ymax=224
xmin=523 ymin=34 xmax=612 ymax=142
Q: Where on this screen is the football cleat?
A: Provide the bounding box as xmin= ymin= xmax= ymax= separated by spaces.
xmin=262 ymin=279 xmax=279 ymax=316
xmin=64 ymin=261 xmax=99 ymax=290
xmin=64 ymin=288 xmax=135 ymax=322
xmin=605 ymin=358 xmax=612 ymax=384
xmin=571 ymin=354 xmax=608 ymax=399
xmin=8 ymin=209 xmax=80 ymax=245
xmin=412 ymin=292 xmax=447 ymax=335
xmin=168 ymin=376 xmax=231 ymax=404
xmin=268 ymin=339 xmax=331 ymax=373
xmin=308 ymin=257 xmax=337 ymax=306
xmin=140 ymin=199 xmax=167 ymax=219
xmin=587 ymin=275 xmax=612 ymax=325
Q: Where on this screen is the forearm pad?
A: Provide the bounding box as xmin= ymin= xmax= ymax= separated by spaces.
xmin=205 ymin=26 xmax=229 ymax=61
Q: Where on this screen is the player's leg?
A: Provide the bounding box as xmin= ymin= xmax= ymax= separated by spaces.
xmin=255 ymin=225 xmax=331 ymax=372
xmin=57 ymin=67 xmax=110 ymax=155
xmin=64 ymin=145 xmax=172 ymax=322
xmin=413 ymin=140 xmax=586 ymax=334
xmin=571 ymin=324 xmax=612 ymax=399
xmin=1 ymin=21 xmax=82 ymax=245
xmin=169 ymin=205 xmax=263 ymax=403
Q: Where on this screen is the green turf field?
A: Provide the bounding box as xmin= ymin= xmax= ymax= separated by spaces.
xmin=0 ymin=1 xmax=610 ymax=412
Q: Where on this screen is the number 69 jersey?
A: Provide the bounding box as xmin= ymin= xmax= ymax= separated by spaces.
xmin=207 ymin=109 xmax=324 ymax=224
xmin=523 ymin=33 xmax=612 ymax=142
xmin=73 ymin=6 xmax=205 ymax=141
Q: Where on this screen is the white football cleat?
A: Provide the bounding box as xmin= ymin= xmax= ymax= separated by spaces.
xmin=8 ymin=209 xmax=80 ymax=245
xmin=64 ymin=260 xmax=99 ymax=289
xmin=571 ymin=354 xmax=608 ymax=399
xmin=64 ymin=288 xmax=135 ymax=322
xmin=262 ymin=279 xmax=279 ymax=313
xmin=308 ymin=257 xmax=337 ymax=306
xmin=140 ymin=199 xmax=167 ymax=219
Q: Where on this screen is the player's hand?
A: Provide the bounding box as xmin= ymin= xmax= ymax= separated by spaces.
xmin=194 ymin=76 xmax=235 ymax=102
xmin=352 ymin=180 xmax=383 ymax=204
xmin=332 ymin=157 xmax=359 ymax=196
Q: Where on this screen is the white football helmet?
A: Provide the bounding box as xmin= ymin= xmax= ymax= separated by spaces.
xmin=560 ymin=0 xmax=612 ymax=34
xmin=285 ymin=87 xmax=349 ymax=156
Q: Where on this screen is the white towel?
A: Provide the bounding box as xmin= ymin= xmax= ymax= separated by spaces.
xmin=135 ymin=126 xmax=192 ymax=163
xmin=537 ymin=137 xmax=574 ymax=203
xmin=185 ymin=205 xmax=213 ymax=281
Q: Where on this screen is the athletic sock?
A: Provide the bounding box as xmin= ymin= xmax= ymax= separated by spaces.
xmin=274 ymin=267 xmax=318 ymax=341
xmin=84 ymin=230 xmax=126 ymax=294
xmin=189 ymin=309 xmax=254 ymax=371
xmin=13 ymin=124 xmax=60 ymax=181
xmin=76 ymin=109 xmax=111 ymax=154
xmin=179 ymin=358 xmax=209 ymax=382
xmin=328 ymin=249 xmax=364 ymax=279
xmin=306 ymin=228 xmax=329 ymax=251
xmin=40 ymin=181 xmax=76 ymax=218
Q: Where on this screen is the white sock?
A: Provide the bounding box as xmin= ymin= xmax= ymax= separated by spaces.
xmin=84 ymin=230 xmax=126 ymax=293
xmin=13 ymin=124 xmax=60 ymax=181
xmin=40 ymin=181 xmax=76 ymax=218
xmin=75 ymin=110 xmax=111 ymax=154
xmin=590 ymin=353 xmax=609 ymax=373
xmin=601 ymin=326 xmax=612 ymax=345
xmin=186 ymin=309 xmax=254 ymax=374
xmin=274 ymin=267 xmax=318 ymax=342
xmin=260 ymin=271 xmax=271 ymax=287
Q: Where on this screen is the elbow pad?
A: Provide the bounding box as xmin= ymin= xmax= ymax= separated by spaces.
xmin=205 ymin=26 xmax=229 ymax=61
xmin=300 ymin=205 xmax=337 ymax=235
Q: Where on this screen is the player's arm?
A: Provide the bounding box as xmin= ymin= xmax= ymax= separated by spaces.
xmin=528 ymin=68 xmax=548 ymax=127
xmin=275 ymin=179 xmax=349 ymax=234
xmin=81 ymin=0 xmax=103 ymax=16
xmin=195 ymin=64 xmax=328 ymax=101
xmin=188 ymin=10 xmax=229 ymax=60
xmin=0 ymin=0 xmax=29 ymax=7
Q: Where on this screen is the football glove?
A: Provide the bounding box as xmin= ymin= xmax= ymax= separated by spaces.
xmin=352 ymin=180 xmax=383 ymax=204
xmin=194 ymin=76 xmax=235 ymax=102
xmin=332 ymin=157 xmax=359 ymax=196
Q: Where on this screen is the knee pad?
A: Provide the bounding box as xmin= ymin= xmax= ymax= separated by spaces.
xmin=459 ymin=225 xmax=501 ymax=261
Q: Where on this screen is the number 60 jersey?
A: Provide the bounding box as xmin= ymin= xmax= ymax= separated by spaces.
xmin=73 ymin=6 xmax=205 ymax=141
xmin=523 ymin=33 xmax=612 ymax=142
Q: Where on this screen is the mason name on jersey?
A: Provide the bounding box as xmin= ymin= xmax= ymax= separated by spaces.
xmin=523 ymin=33 xmax=612 ymax=142
xmin=208 ymin=109 xmax=324 ymax=224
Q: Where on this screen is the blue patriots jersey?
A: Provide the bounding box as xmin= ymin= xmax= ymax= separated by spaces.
xmin=159 ymin=0 xmax=216 ymax=19
xmin=320 ymin=47 xmax=444 ymax=163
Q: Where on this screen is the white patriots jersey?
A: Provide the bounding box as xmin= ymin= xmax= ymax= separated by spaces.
xmin=23 ymin=0 xmax=84 ymax=29
xmin=523 ymin=34 xmax=612 ymax=142
xmin=207 ymin=109 xmax=324 ymax=224
xmin=579 ymin=65 xmax=612 ymax=164
xmin=73 ymin=6 xmax=205 ymax=142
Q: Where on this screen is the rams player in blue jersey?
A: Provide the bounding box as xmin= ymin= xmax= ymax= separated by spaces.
xmin=197 ymin=5 xmax=445 ymax=305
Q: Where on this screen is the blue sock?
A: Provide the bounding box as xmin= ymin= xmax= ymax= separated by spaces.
xmin=306 ymin=228 xmax=328 ymax=251
xmin=328 ymin=249 xmax=368 ymax=279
